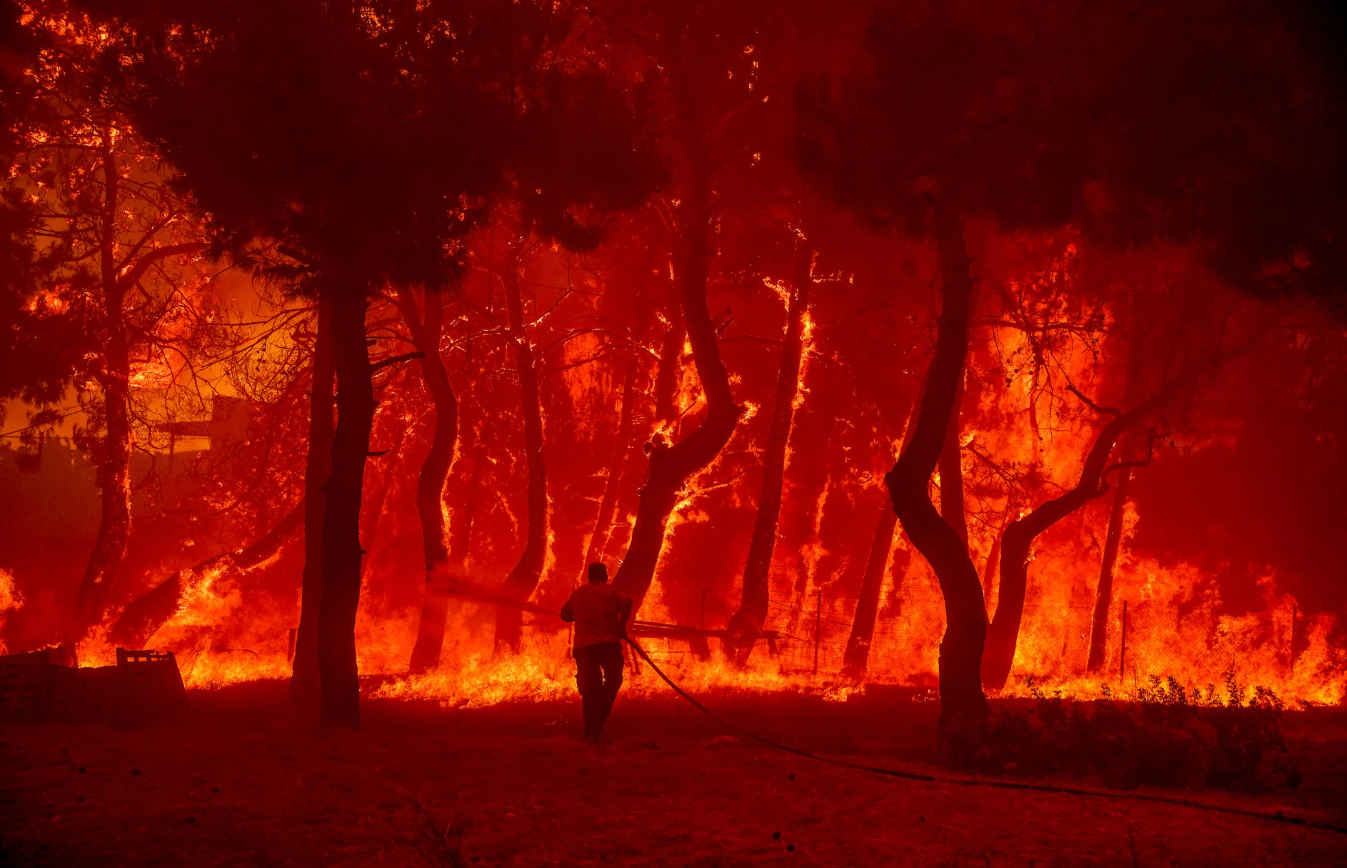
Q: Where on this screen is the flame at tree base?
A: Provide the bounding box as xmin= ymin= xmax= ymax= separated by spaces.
xmin=66 ymin=551 xmax=1345 ymax=709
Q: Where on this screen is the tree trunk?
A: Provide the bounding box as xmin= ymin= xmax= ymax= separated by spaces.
xmin=982 ymin=516 xmax=1006 ymax=610
xmin=843 ymin=395 xmax=923 ymax=679
xmin=596 ymin=279 xmax=682 ymax=578
xmin=884 ymin=207 xmax=988 ymax=748
xmin=451 ymin=416 xmax=488 ymax=575
xmin=316 ymin=286 xmax=375 ymax=730
xmin=111 ymin=498 xmax=305 ymax=648
xmin=403 ymin=286 xmax=462 ymax=673
xmin=495 ymin=246 xmax=549 ymax=651
xmin=290 ymin=297 xmax=334 ymax=704
xmin=68 ymin=148 xmax=131 ymax=649
xmin=1087 ymin=320 xmax=1146 ymax=673
xmin=358 ymin=413 xmax=408 ymax=579
xmin=69 ymin=305 xmax=132 ymax=647
xmin=1087 ymin=457 xmax=1132 ymax=671
xmin=842 ymin=507 xmax=898 ymax=679
xmin=981 ymin=374 xmax=1187 ymax=690
xmin=611 ymin=68 xmax=743 ymax=614
xmin=612 ymin=205 xmax=740 ymax=611
xmin=725 ymin=237 xmax=812 ymax=662
xmin=939 ymin=373 xmax=969 ymax=547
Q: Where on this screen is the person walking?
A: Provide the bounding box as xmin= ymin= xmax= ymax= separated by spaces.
xmin=560 ymin=563 xmax=633 ymax=743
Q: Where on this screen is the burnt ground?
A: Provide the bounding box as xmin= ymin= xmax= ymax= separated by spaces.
xmin=2 ymin=681 xmax=1346 ymax=868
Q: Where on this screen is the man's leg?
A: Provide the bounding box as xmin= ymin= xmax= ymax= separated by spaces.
xmin=574 ymin=645 xmax=603 ymax=740
xmin=597 ymin=642 xmax=625 ymax=726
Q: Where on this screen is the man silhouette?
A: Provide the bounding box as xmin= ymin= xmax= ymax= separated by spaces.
xmin=560 ymin=563 xmax=633 ymax=743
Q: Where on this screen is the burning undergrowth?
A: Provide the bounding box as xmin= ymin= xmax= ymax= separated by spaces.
xmin=69 ymin=547 xmax=1345 ymax=711
xmin=2 ymin=0 xmax=1346 ymax=779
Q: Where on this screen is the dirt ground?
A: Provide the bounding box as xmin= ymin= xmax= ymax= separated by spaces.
xmin=2 ymin=682 xmax=1346 ymax=867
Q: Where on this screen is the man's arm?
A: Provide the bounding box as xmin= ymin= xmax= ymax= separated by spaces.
xmin=560 ymin=592 xmax=575 ymax=623
xmin=616 ymin=594 xmax=633 ymax=638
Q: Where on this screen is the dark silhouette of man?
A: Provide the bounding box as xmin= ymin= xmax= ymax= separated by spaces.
xmin=560 ymin=563 xmax=633 ymax=743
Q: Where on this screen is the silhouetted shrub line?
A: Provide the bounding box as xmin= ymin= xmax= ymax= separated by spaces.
xmin=627 ymin=641 xmax=1346 ymax=835
xmin=970 ymin=670 xmax=1300 ymax=795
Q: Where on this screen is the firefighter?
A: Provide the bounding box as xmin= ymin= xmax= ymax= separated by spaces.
xmin=560 ymin=563 xmax=633 ymax=743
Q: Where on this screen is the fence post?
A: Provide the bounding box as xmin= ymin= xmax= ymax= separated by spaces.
xmin=1119 ymin=599 xmax=1128 ymax=683
xmin=813 ymin=589 xmax=822 ymax=675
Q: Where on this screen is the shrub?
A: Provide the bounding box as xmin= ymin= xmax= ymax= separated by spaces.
xmin=971 ymin=670 xmax=1299 ymax=793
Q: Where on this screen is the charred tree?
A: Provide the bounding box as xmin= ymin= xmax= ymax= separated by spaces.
xmin=1087 ymin=446 xmax=1133 ymax=672
xmin=842 ymin=507 xmax=898 ymax=679
xmin=884 ymin=208 xmax=988 ymax=745
xmin=451 ymin=414 xmax=489 ymax=576
xmin=291 ymin=299 xmax=335 ymax=704
xmin=403 ymin=285 xmax=462 ymax=673
xmin=68 ymin=260 xmax=132 ymax=646
xmin=613 ymin=203 xmax=742 ymax=609
xmin=980 ymin=378 xmax=1186 ymax=690
xmin=604 ymin=26 xmax=752 ymax=612
xmin=111 ymin=499 xmax=306 ymax=649
xmin=66 ymin=142 xmax=206 ymax=647
xmin=316 ymin=287 xmax=376 ymax=730
xmin=725 ymin=237 xmax=812 ymax=662
xmin=843 ymin=396 xmax=923 ymax=679
xmin=939 ymin=372 xmax=969 ymax=547
xmin=981 ymin=507 xmax=1010 ymax=609
xmin=495 ymin=245 xmax=549 ymax=650
xmin=1087 ymin=326 xmax=1146 ymax=672
xmin=359 ymin=410 xmax=410 ymax=575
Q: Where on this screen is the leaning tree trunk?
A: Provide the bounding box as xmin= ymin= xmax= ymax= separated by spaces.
xmin=884 ymin=207 xmax=988 ymax=749
xmin=290 ymin=297 xmax=335 ymax=704
xmin=980 ymin=372 xmax=1187 ymax=690
xmin=495 ymin=246 xmax=549 ymax=651
xmin=403 ymin=286 xmax=462 ymax=673
xmin=1087 ymin=451 xmax=1133 ymax=672
xmin=605 ymin=276 xmax=684 ymax=569
xmin=612 ymin=161 xmax=742 ymax=612
xmin=981 ymin=506 xmax=1011 ymax=611
xmin=316 ymin=286 xmax=375 ymax=730
xmin=111 ymin=498 xmax=305 ymax=648
xmin=725 ymin=237 xmax=812 ymax=663
xmin=1087 ymin=322 xmax=1145 ymax=673
xmin=842 ymin=507 xmax=899 ymax=679
xmin=843 ymin=395 xmax=923 ymax=679
xmin=939 ymin=372 xmax=969 ymax=547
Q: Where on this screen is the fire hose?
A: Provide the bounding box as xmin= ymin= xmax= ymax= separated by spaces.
xmin=432 ymin=578 xmax=1347 ymax=836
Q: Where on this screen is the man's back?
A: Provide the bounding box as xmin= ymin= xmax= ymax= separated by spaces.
xmin=563 ymin=582 xmax=629 ymax=648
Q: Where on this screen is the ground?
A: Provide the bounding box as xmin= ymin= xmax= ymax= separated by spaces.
xmin=2 ymin=683 xmax=1345 ymax=867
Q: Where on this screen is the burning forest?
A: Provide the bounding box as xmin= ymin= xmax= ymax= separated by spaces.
xmin=3 ymin=1 xmax=1347 ymax=865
